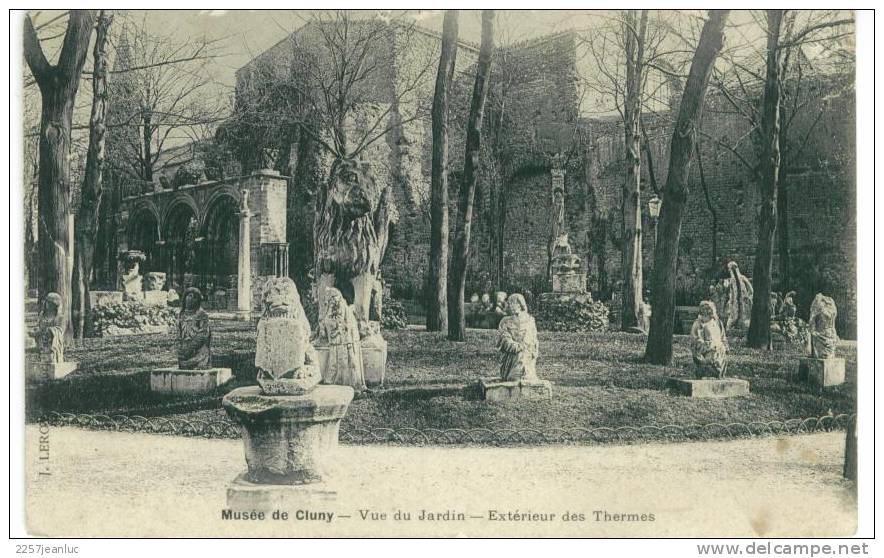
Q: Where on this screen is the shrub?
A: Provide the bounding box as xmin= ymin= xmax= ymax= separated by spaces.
xmin=173 ymin=161 xmax=205 ymax=188
xmin=90 ymin=301 xmax=178 ymax=337
xmin=535 ymin=294 xmax=609 ymax=333
xmin=380 ymin=293 xmax=408 ymax=331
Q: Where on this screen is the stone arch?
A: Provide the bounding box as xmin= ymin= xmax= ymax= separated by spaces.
xmin=162 ymin=199 xmax=201 ymax=292
xmin=127 ymin=203 xmax=161 ymax=274
xmin=200 ymin=186 xmax=242 ymax=225
xmin=201 ymin=192 xmax=240 ymax=299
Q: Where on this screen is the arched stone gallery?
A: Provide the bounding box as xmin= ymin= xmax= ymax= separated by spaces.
xmin=117 ymin=171 xmax=288 ymax=314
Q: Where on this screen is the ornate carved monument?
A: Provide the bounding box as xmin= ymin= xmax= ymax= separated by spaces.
xmin=150 ymin=287 xmax=232 ymax=394
xmin=798 ymin=293 xmax=845 ymax=387
xmin=223 ymin=277 xmax=354 ymax=509
xmin=480 ymin=294 xmax=552 ymax=402
xmin=669 ymin=301 xmax=749 ymax=398
xmin=27 ymin=292 xmax=77 ymax=381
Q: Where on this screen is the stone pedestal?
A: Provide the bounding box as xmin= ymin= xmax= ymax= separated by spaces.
xmin=223 ymin=385 xmax=353 ymax=510
xmin=361 ymin=338 xmax=387 ymax=388
xmin=479 ymin=379 xmax=552 ymax=402
xmin=798 ymin=357 xmax=846 ymax=387
xmin=26 ymin=359 xmax=77 ymax=382
xmin=552 ymin=271 xmax=586 ymax=294
xmin=227 ymin=473 xmax=338 ymax=510
xmin=150 ymin=368 xmax=232 ymax=394
xmin=667 ymin=377 xmax=750 ymax=398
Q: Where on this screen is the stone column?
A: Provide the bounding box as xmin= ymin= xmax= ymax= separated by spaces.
xmin=236 ymin=189 xmax=252 ymax=318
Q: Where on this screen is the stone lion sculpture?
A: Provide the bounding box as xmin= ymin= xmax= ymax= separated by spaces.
xmin=314 ymin=158 xmax=394 ymax=333
xmin=255 ymin=277 xmax=321 ymax=395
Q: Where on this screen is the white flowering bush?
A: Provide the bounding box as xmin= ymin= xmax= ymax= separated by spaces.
xmin=91 ymin=301 xmax=178 ymax=337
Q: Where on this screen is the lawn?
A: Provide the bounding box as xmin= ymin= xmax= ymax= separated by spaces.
xmin=27 ymin=321 xmax=857 ymax=438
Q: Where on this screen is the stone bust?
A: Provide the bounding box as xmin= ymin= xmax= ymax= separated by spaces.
xmin=177 ymin=287 xmax=211 ymax=369
xmin=497 ymin=293 xmax=540 ymax=382
xmin=36 ymin=292 xmax=66 ymax=364
xmin=807 ymin=293 xmax=839 ymax=359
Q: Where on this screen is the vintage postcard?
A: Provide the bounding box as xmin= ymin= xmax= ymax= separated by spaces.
xmin=12 ymin=8 xmax=870 ymax=541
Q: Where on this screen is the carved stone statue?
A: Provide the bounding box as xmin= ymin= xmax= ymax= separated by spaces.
xmin=497 ymin=294 xmax=540 ymax=381
xmin=27 ymin=291 xmax=78 ymax=381
xmin=637 ymin=300 xmax=652 ymax=334
xmin=690 ymin=301 xmax=729 ymax=378
xmin=314 ymin=288 xmax=366 ymax=391
xmin=118 ymin=250 xmax=146 ymax=300
xmin=314 ymin=158 xmax=394 ymax=333
xmin=807 ymin=293 xmax=839 ymax=359
xmin=177 ymin=288 xmax=211 ymax=369
xmin=36 ymin=292 xmax=66 ymax=364
xmin=710 ymin=261 xmax=753 ymax=332
xmin=493 ymin=291 xmax=508 ymax=317
xmin=255 ymin=277 xmax=321 ymax=395
xmin=781 ymin=291 xmax=797 ymax=319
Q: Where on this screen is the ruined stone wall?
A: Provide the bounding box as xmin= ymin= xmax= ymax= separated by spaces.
xmin=586 ymin=84 xmax=856 ymax=336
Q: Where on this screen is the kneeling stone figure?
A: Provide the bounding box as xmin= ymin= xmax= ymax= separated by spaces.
xmin=690 ymin=300 xmax=729 ymax=378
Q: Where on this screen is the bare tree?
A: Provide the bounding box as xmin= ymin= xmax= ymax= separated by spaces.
xmin=577 ymin=10 xmax=681 ymax=330
xmin=706 ymin=10 xmax=854 ymax=348
xmin=23 ymin=10 xmax=96 ymax=335
xmin=224 ymin=11 xmax=437 ymax=294
xmin=448 ymin=10 xmax=494 ymax=341
xmin=70 ymin=10 xmax=112 ymax=338
xmin=105 ymin=17 xmax=225 ymax=183
xmin=426 ymin=10 xmax=459 ymax=332
xmin=645 ymin=10 xmax=730 ymax=365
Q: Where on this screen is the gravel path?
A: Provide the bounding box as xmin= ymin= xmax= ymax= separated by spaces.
xmin=25 ymin=426 xmax=856 ymax=537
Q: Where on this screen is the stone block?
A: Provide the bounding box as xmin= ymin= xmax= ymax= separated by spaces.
xmin=798 ymin=357 xmax=846 ymax=387
xmin=667 ymin=377 xmax=750 ymax=398
xmin=142 ymin=290 xmax=168 ymax=306
xmin=91 ymin=290 xmax=123 ymax=308
xmin=26 ymin=359 xmax=77 ymax=382
xmin=226 ymin=473 xmax=337 ymax=511
xmin=479 ymin=379 xmax=552 ymax=402
xmin=552 ymin=272 xmax=586 ymax=294
xmin=150 ymin=368 xmax=233 ymax=394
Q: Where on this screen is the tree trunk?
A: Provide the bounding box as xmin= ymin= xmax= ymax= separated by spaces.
xmin=426 ymin=10 xmax=458 ymax=332
xmin=24 ymin=10 xmax=96 ymax=337
xmin=141 ymin=109 xmax=153 ymax=181
xmin=645 ymin=10 xmax=729 ymax=365
xmin=620 ymin=10 xmax=648 ymax=332
xmin=72 ymin=11 xmax=112 ymax=338
xmin=747 ymin=10 xmax=785 ymax=349
xmin=776 ymin=178 xmax=790 ymax=288
xmin=697 ymin=143 xmax=719 ymax=266
xmin=448 ymin=10 xmax=494 ymax=341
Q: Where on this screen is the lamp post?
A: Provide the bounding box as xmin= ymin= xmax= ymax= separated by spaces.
xmin=648 ymin=195 xmax=662 ymax=274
